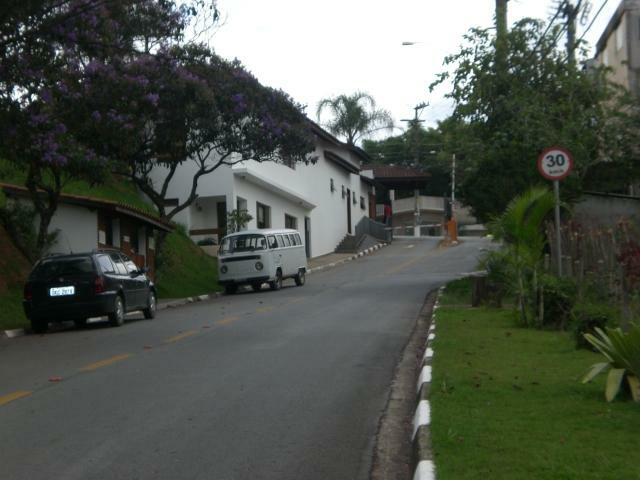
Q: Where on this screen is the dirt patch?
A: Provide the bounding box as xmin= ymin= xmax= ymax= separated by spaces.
xmin=370 ymin=290 xmax=437 ymax=480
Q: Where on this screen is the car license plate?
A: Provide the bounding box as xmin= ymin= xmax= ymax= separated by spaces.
xmin=49 ymin=286 xmax=75 ymax=297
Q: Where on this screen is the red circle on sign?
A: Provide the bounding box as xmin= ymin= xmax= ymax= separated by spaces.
xmin=537 ymin=146 xmax=573 ymax=181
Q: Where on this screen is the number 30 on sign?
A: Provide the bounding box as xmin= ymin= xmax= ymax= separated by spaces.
xmin=537 ymin=146 xmax=573 ymax=181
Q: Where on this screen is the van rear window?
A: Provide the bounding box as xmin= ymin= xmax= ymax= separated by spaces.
xmin=31 ymin=256 xmax=94 ymax=279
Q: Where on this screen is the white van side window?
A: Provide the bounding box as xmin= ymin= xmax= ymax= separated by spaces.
xmin=295 ymin=234 xmax=302 ymax=245
xmin=268 ymin=235 xmax=277 ymax=249
xmin=276 ymin=235 xmax=285 ymax=248
xmin=283 ymin=235 xmax=291 ymax=247
xmin=289 ymin=234 xmax=298 ymax=245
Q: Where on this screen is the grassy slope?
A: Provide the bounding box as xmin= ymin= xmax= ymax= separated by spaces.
xmin=0 ymin=225 xmax=31 ymax=330
xmin=0 ymin=158 xmax=157 ymax=215
xmin=430 ymin=279 xmax=639 ymax=480
xmin=155 ymin=229 xmax=220 ymax=299
xmin=0 ymin=160 xmax=220 ymax=325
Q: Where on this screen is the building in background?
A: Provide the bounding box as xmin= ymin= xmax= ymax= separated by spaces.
xmin=152 ymin=122 xmax=378 ymax=259
xmin=594 ymin=0 xmax=640 ymax=94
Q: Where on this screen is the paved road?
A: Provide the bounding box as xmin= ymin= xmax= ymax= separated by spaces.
xmin=0 ymin=237 xmax=489 ymax=480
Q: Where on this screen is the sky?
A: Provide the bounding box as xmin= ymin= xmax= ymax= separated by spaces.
xmin=209 ymin=0 xmax=619 ymax=138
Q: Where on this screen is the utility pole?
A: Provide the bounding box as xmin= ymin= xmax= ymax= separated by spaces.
xmin=495 ymin=0 xmax=509 ymax=77
xmin=401 ymin=102 xmax=427 ymax=237
xmin=563 ymin=0 xmax=582 ymax=68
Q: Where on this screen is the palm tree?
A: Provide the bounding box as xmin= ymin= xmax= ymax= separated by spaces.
xmin=316 ymin=92 xmax=394 ymax=146
xmin=489 ymin=186 xmax=556 ymax=325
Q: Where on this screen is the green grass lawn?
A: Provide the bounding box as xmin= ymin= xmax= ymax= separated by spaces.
xmin=155 ymin=229 xmax=221 ymax=299
xmin=0 ymin=289 xmax=28 ymax=330
xmin=429 ymin=279 xmax=640 ymax=480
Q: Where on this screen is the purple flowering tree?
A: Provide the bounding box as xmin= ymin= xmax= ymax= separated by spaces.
xmin=0 ymin=0 xmax=217 ymax=256
xmin=81 ymin=44 xmax=316 ymax=221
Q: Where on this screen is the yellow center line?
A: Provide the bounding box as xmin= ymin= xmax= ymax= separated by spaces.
xmin=79 ymin=353 xmax=132 ymax=372
xmin=215 ymin=316 xmax=240 ymax=326
xmin=256 ymin=306 xmax=274 ymax=314
xmin=164 ymin=330 xmax=198 ymax=343
xmin=0 ymin=390 xmax=32 ymax=407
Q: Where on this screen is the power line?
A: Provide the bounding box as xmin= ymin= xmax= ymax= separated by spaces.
xmin=577 ymin=0 xmax=609 ymax=44
xmin=527 ymin=2 xmax=566 ymax=62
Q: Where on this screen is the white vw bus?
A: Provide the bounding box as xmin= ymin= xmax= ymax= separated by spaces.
xmin=217 ymin=229 xmax=307 ymax=294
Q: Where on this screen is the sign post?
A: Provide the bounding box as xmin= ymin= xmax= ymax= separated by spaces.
xmin=537 ymin=146 xmax=573 ymax=276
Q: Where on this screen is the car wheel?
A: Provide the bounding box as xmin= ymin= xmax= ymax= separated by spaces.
xmin=108 ymin=295 xmax=125 ymax=327
xmin=224 ymin=284 xmax=238 ymax=295
xmin=294 ymin=269 xmax=306 ymax=286
xmin=143 ymin=290 xmax=156 ymax=319
xmin=251 ymin=282 xmax=262 ymax=292
xmin=30 ymin=317 xmax=48 ymax=334
xmin=269 ymin=271 xmax=282 ymax=291
xmin=74 ymin=318 xmax=87 ymax=328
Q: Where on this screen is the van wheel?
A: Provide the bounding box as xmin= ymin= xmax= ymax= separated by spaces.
xmin=251 ymin=282 xmax=262 ymax=292
xmin=108 ymin=295 xmax=125 ymax=327
xmin=224 ymin=284 xmax=238 ymax=295
xmin=143 ymin=291 xmax=156 ymax=319
xmin=294 ymin=269 xmax=306 ymax=286
xmin=30 ymin=317 xmax=48 ymax=334
xmin=269 ymin=271 xmax=282 ymax=291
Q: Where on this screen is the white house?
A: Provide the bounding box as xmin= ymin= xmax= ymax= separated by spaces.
xmin=0 ymin=183 xmax=172 ymax=279
xmin=151 ymin=122 xmax=379 ymax=258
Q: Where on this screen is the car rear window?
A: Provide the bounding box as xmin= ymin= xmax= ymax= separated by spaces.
xmin=97 ymin=255 xmax=115 ymax=274
xmin=31 ymin=256 xmax=95 ymax=279
xmin=109 ymin=253 xmax=128 ymax=275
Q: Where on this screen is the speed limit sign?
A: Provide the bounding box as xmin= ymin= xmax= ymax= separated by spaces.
xmin=538 ymin=146 xmax=573 ymax=181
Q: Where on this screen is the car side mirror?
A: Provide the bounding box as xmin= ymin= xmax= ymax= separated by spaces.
xmin=140 ymin=266 xmax=149 ymax=274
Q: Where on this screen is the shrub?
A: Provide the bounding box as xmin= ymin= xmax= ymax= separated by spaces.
xmin=196 ymin=237 xmax=217 ymax=246
xmin=479 ymin=249 xmax=510 ymax=306
xmin=571 ymin=302 xmax=619 ymax=350
xmin=538 ymin=274 xmax=577 ymax=329
xmin=582 ymin=324 xmax=640 ymax=402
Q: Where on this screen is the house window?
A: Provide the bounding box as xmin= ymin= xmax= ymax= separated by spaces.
xmin=256 ymin=202 xmax=271 ymax=229
xmin=285 ymin=214 xmax=297 ymax=230
xmin=360 ymin=196 xmax=365 ymax=210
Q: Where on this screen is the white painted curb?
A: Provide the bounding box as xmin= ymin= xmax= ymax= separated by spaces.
xmin=423 ymin=347 xmax=434 ymax=361
xmin=417 ymin=365 xmax=432 ymax=393
xmin=413 ymin=460 xmax=436 ymax=480
xmin=428 ymin=332 xmax=436 ymax=342
xmin=412 ymin=399 xmax=431 ymax=440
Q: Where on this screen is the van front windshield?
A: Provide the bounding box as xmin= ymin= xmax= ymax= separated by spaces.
xmin=219 ymin=234 xmax=267 ymax=254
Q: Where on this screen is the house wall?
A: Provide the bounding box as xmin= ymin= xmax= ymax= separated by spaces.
xmin=150 ymin=138 xmax=373 ymax=258
xmin=47 ymin=204 xmax=97 ymax=255
xmin=233 ymin=177 xmax=309 ymax=232
xmin=595 ymin=2 xmax=640 ymax=94
xmin=573 ymin=193 xmax=640 ymax=228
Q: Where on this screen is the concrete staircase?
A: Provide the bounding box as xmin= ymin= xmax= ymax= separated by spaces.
xmin=334 ymin=233 xmax=379 ymax=254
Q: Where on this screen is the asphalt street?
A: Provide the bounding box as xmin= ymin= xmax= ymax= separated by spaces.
xmin=0 ymin=237 xmax=489 ymax=480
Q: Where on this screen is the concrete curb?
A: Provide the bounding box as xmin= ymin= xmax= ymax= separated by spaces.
xmin=2 ymin=242 xmax=389 ymax=339
xmin=411 ymin=284 xmax=446 ymax=480
xmin=1 ymin=292 xmax=224 ymax=340
xmin=306 ymin=242 xmax=388 ymax=276
xmin=157 ymin=292 xmax=222 ymax=311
